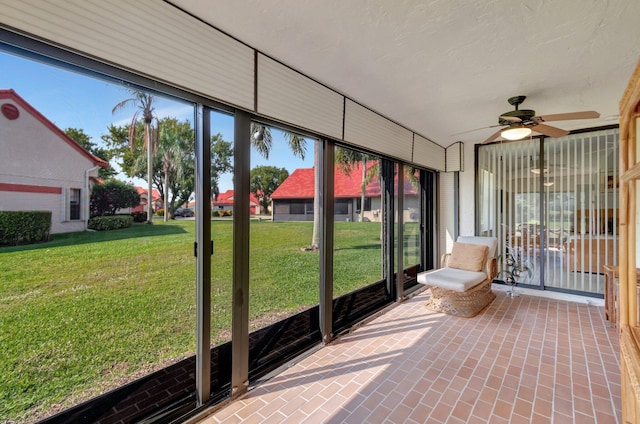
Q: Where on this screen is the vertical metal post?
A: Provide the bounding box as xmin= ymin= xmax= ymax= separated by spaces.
xmin=453 ymin=172 xmax=459 ymax=239
xmin=396 ymin=163 xmax=404 ymax=300
xmin=231 ymin=111 xmax=251 ymax=396
xmin=195 ymin=105 xmax=212 ymax=405
xmin=146 ymin=122 xmax=154 ymax=224
xmin=538 ymin=138 xmax=546 ymax=288
xmin=320 ymin=140 xmax=334 ymax=344
xmin=382 ymin=159 xmax=395 ymax=298
xmin=421 ymin=171 xmax=435 ymax=271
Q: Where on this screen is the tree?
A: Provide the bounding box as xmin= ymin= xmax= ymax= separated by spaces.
xmin=336 ymin=149 xmax=420 ymax=222
xmin=211 ymin=133 xmax=233 ymax=199
xmin=102 ymin=119 xmax=196 ymax=219
xmin=112 ymin=90 xmax=157 ymax=224
xmin=336 ymin=148 xmax=379 ymax=222
xmin=249 ymin=166 xmax=289 ymax=213
xmin=336 ymin=151 xmax=421 ymax=279
xmin=156 ymin=118 xmax=195 ymax=220
xmin=90 ymin=179 xmax=141 ymax=217
xmin=252 ymin=125 xmax=366 ymax=249
xmin=103 ymin=121 xmax=234 ymax=219
xmin=65 ymin=127 xmax=116 ymax=179
xmin=252 ymin=124 xmax=320 ymax=247
xmin=101 ymin=124 xmax=141 ymax=177
xmin=251 ymin=123 xmax=306 ymax=161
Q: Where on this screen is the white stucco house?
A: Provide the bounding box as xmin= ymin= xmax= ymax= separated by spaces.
xmin=0 ymin=89 xmax=108 ymax=234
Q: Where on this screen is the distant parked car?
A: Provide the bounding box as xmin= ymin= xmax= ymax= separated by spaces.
xmin=174 ymin=208 xmax=194 ymax=218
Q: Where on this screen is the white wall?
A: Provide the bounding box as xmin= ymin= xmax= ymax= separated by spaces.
xmin=437 ymin=141 xmax=477 ymax=258
xmin=459 ymin=142 xmax=476 ymax=236
xmin=0 ymin=96 xmax=97 ymax=234
xmin=439 ymin=173 xmax=456 ymax=256
xmin=0 ymin=191 xmax=86 ymax=234
xmin=1 ymin=99 xmax=94 ymax=186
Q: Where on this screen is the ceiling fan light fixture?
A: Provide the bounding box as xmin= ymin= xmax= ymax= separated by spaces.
xmin=531 ymin=168 xmax=547 ymax=174
xmin=531 ymin=157 xmax=547 ymax=174
xmin=501 ymin=126 xmax=532 ymax=141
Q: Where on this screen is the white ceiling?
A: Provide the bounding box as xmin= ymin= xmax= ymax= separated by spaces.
xmin=171 ymin=0 xmax=640 ymax=147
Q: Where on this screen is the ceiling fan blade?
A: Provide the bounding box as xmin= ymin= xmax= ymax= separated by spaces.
xmin=499 ymin=115 xmax=522 ymax=122
xmin=537 ymin=111 xmax=600 ymax=122
xmin=450 ymin=124 xmax=502 ymax=136
xmin=481 ymin=129 xmax=504 ymax=144
xmin=531 ymin=124 xmax=569 ymax=138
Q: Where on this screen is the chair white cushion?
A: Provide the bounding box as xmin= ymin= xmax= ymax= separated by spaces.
xmin=417 ymin=267 xmax=487 ymax=292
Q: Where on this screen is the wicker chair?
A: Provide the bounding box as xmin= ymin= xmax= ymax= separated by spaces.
xmin=417 ymin=236 xmax=498 ymax=317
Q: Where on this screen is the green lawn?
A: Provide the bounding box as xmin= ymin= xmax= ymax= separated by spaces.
xmin=0 ymin=220 xmax=388 ymax=422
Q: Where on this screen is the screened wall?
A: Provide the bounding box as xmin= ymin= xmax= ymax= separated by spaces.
xmin=0 ymin=26 xmax=439 ymax=423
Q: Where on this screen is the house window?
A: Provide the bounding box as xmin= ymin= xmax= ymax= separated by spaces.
xmin=290 ymin=201 xmax=306 ymax=214
xmin=274 ymin=202 xmax=289 ymax=214
xmin=305 ymin=201 xmax=314 ymax=214
xmin=335 ymin=199 xmax=349 ymax=215
xmin=356 ymin=197 xmax=372 ymax=212
xmin=69 ymin=188 xmax=81 ymax=220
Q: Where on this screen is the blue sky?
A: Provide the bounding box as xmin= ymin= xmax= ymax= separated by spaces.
xmin=1 ymin=50 xmax=313 ymax=192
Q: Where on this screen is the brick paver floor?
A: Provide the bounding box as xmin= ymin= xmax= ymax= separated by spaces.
xmin=198 ymin=287 xmax=621 ymax=423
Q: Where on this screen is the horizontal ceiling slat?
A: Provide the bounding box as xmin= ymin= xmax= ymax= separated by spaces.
xmin=257 ymin=54 xmax=344 ymax=140
xmin=0 ymin=0 xmax=255 ymax=110
xmin=344 ymin=99 xmax=413 ymax=162
xmin=413 ymin=134 xmax=445 ymax=171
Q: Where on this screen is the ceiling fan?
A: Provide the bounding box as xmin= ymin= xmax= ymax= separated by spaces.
xmin=478 ymin=96 xmax=600 ymax=144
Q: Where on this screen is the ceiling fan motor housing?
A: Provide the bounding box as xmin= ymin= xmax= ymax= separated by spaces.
xmin=499 ymin=109 xmax=536 ymax=125
xmin=507 ymin=95 xmax=527 ymax=106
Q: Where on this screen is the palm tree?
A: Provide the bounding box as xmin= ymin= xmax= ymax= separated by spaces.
xmin=157 ymin=118 xmax=194 ymax=221
xmin=113 ymin=90 xmax=157 ymax=224
xmin=251 ymin=123 xmax=323 ymax=247
xmin=251 ymin=123 xmax=306 ymax=160
xmin=336 ymin=151 xmax=421 ymax=279
xmin=336 ymin=148 xmax=379 ymax=222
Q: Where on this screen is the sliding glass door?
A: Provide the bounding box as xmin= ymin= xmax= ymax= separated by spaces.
xmin=542 ymin=130 xmax=618 ymax=293
xmin=477 ymin=128 xmax=619 ymax=295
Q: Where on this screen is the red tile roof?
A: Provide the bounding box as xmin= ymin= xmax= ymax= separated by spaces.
xmin=213 ymin=189 xmax=259 ymax=206
xmin=272 ymin=162 xmax=417 ymax=199
xmin=135 ymin=186 xmax=161 ymax=201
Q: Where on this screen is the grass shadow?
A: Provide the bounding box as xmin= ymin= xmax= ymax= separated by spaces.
xmin=0 ymin=222 xmax=189 ymax=253
xmin=334 ymin=244 xmax=382 ymax=251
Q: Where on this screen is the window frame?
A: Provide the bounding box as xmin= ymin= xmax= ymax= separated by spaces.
xmin=69 ymin=188 xmax=81 ymax=221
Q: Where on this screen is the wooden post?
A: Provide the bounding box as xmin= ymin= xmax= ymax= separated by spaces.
xmin=618 ymin=57 xmax=640 ymax=423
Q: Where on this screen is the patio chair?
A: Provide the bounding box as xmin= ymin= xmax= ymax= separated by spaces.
xmin=417 ymin=236 xmax=498 ymax=317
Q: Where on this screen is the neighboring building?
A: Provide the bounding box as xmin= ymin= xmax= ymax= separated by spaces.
xmin=271 ymin=163 xmax=419 ymax=222
xmin=212 ymin=189 xmax=260 ymax=215
xmin=116 ymin=186 xmax=162 ymax=215
xmin=0 ymin=89 xmax=108 ymax=234
xmin=132 ymin=186 xmax=162 ymax=213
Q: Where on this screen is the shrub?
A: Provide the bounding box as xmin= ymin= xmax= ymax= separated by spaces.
xmin=131 ymin=211 xmax=147 ymax=222
xmin=88 ymin=215 xmax=133 ymax=231
xmin=156 ymin=209 xmax=165 ymax=217
xmin=90 ymin=179 xmax=141 ymax=217
xmin=0 ymin=211 xmax=51 ymax=245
